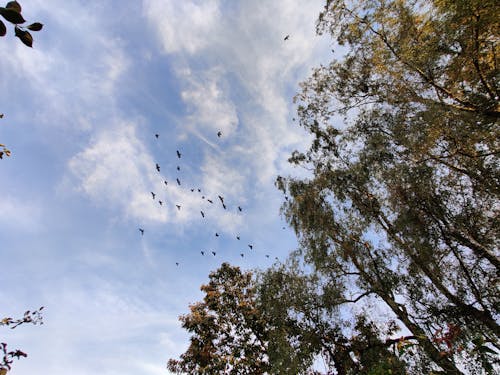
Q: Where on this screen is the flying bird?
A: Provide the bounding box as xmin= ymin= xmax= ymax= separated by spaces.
xmin=240 ymin=253 xmax=244 ymax=258
xmin=151 ymin=192 xmax=156 ymax=199
xmin=238 ymin=206 xmax=242 ymax=212
xmin=159 ymin=200 xmax=163 ymax=206
xmin=248 ymin=244 xmax=253 ymax=250
xmin=236 ymin=236 xmax=240 ymax=240
xmin=200 ymin=211 xmax=205 ymax=218
xmin=212 ymin=251 xmax=216 ymax=256
xmin=176 ymin=262 xmax=179 ymax=266
xmin=176 ymin=150 xmax=181 ymax=158
xmin=139 ymin=228 xmax=144 ymax=235
xmin=155 ymin=134 xmax=159 ymax=139
xmin=202 ymin=196 xmax=205 ymax=199
xmin=201 ymin=251 xmax=205 ymax=256
xmin=218 ymin=195 xmax=224 ymax=203
xmin=217 ymin=131 xmax=222 ymax=137
xmin=222 ymin=203 xmax=227 ymax=210
xmin=207 ymin=199 xmax=213 ymax=204
xmin=198 ymin=188 xmax=201 ymax=193
xmin=156 ymin=163 xmax=160 ymax=172
xmin=266 ymin=255 xmax=270 ymax=258
xmin=191 ymin=188 xmax=195 ymax=192
xmin=215 ymin=233 xmax=219 ymax=237
xmin=164 ymin=180 xmax=168 ymax=186
xmin=176 ymin=204 xmax=181 ymax=211
xmin=177 ymin=166 xmax=180 ymax=171
xmin=176 ymin=178 xmax=181 ymax=185
xmin=284 ymin=34 xmax=290 ymax=40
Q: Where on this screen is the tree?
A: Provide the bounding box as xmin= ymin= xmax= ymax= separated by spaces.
xmin=273 ymin=0 xmax=498 ymax=373
xmin=167 ymin=263 xmax=271 ymax=374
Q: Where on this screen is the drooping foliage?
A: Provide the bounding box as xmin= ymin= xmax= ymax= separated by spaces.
xmin=272 ymin=0 xmax=499 ymax=373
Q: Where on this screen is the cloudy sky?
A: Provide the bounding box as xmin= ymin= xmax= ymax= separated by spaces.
xmin=0 ymin=1 xmax=332 ymax=373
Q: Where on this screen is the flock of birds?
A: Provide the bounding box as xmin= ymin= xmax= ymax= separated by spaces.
xmin=138 ymin=130 xmax=285 ymax=267
xmin=138 ymin=34 xmax=292 ymax=267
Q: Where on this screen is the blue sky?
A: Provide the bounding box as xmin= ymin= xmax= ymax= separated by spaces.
xmin=0 ymin=1 xmax=332 ymax=373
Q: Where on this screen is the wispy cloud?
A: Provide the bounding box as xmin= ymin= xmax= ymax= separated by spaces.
xmin=67 ymin=121 xmax=169 ymax=223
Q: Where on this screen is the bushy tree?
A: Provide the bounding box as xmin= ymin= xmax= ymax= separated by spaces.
xmin=167 ymin=263 xmax=271 ymax=374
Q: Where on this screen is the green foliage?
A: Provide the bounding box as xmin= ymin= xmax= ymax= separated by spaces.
xmin=0 ymin=1 xmax=43 ymax=47
xmin=273 ymin=0 xmax=498 ymax=373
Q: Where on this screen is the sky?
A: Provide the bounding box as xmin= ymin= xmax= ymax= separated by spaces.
xmin=0 ymin=1 xmax=333 ymax=374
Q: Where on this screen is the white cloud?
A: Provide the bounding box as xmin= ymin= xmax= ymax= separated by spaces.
xmin=68 ymin=121 xmax=169 ymax=223
xmin=143 ymin=0 xmax=221 ymax=54
xmin=180 ymin=67 xmax=239 ymax=138
xmin=143 ymin=0 xmax=329 ymax=189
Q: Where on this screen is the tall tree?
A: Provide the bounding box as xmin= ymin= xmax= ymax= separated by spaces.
xmin=274 ymin=0 xmax=499 ymax=373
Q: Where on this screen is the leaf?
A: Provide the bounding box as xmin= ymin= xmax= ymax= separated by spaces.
xmin=0 ymin=368 xmax=7 ymax=375
xmin=14 ymin=25 xmax=32 ymax=47
xmin=0 ymin=19 xmax=5 ymax=36
xmin=27 ymin=22 xmax=42 ymax=31
xmin=5 ymin=1 xmax=21 ymax=13
xmin=0 ymin=6 xmax=25 ymax=24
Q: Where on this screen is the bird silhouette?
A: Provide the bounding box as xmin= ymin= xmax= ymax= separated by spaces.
xmin=215 ymin=233 xmax=219 ymax=237
xmin=198 ymin=188 xmax=201 ymax=193
xmin=248 ymin=244 xmax=253 ymax=249
xmin=176 ymin=178 xmax=181 ymax=185
xmin=218 ymin=195 xmax=224 ymax=203
xmin=240 ymin=253 xmax=244 ymax=258
xmin=164 ymin=180 xmax=168 ymax=186
xmin=155 ymin=134 xmax=159 ymax=139
xmin=236 ymin=236 xmax=240 ymax=240
xmin=201 ymin=211 xmax=205 ymax=218
xmin=222 ymin=203 xmax=227 ymax=210
xmin=176 ymin=150 xmax=181 ymax=158
xmin=266 ymin=255 xmax=270 ymax=258
xmin=217 ymin=131 xmax=222 ymax=137
xmin=284 ymin=34 xmax=290 ymax=40
xmin=151 ymin=192 xmax=156 ymax=199
xmin=176 ymin=262 xmax=179 ymax=266
xmin=207 ymin=199 xmax=213 ymax=204
xmin=176 ymin=204 xmax=181 ymax=210
xmin=238 ymin=206 xmax=242 ymax=212
xmin=177 ymin=166 xmax=180 ymax=171
xmin=139 ymin=228 xmax=144 ymax=235
xmin=159 ymin=200 xmax=163 ymax=206
xmin=156 ymin=163 xmax=160 ymax=172
xmin=201 ymin=251 xmax=205 ymax=256
xmin=202 ymin=196 xmax=205 ymax=199
xmin=212 ymin=251 xmax=216 ymax=256
xmin=191 ymin=188 xmax=195 ymax=192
